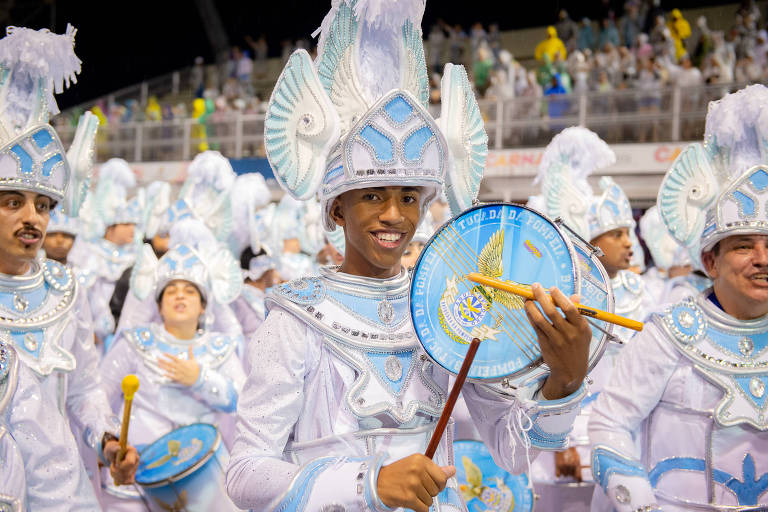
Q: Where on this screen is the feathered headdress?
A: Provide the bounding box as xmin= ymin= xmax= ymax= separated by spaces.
xmin=658 ymin=84 xmax=768 ymax=254
xmin=264 ymin=0 xmax=487 ymax=235
xmin=638 ymin=206 xmax=682 ymax=270
xmin=535 ymin=126 xmax=617 ymax=240
xmin=0 ymin=24 xmax=96 ymax=213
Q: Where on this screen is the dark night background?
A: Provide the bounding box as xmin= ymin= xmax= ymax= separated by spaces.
xmin=1 ymin=0 xmax=735 ymax=109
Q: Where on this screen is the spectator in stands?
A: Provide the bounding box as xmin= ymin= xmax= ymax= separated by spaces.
xmin=754 ymin=30 xmax=768 ymax=69
xmin=735 ymin=50 xmax=761 ymax=82
xmin=234 ymin=47 xmax=253 ymax=95
xmin=488 ymin=23 xmax=502 ymax=61
xmin=691 ymin=16 xmax=714 ymax=67
xmin=578 ymin=18 xmax=596 ymax=51
xmin=470 ymin=22 xmax=487 ymax=63
xmin=535 ymin=26 xmax=567 ymax=62
xmin=635 ymin=32 xmax=653 ymax=60
xmin=667 ymin=9 xmax=692 ymax=61
xmin=635 ymin=57 xmax=663 ymax=142
xmin=598 ymin=17 xmax=620 ymax=50
xmin=649 ymin=14 xmax=668 ymax=54
xmin=428 ymin=22 xmax=446 ymax=73
xmin=556 ymin=9 xmax=579 ymax=53
xmin=536 ymin=53 xmax=556 ymax=88
xmin=473 ymin=44 xmax=495 ymax=96
xmin=191 ymin=56 xmax=205 ymax=98
xmin=621 ymin=3 xmax=643 ymax=48
xmin=145 ymin=96 xmax=162 ymax=122
xmin=448 ymin=24 xmax=467 ymax=64
xmin=246 ymin=35 xmax=269 ymax=79
xmin=544 ymin=73 xmax=570 ymax=133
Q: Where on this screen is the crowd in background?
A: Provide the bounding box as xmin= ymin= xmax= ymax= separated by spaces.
xmin=56 ymin=0 xmax=767 ymax=148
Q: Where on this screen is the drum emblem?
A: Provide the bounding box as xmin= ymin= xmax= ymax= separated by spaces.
xmin=460 ymin=456 xmax=516 ymax=511
xmin=437 ymin=229 xmax=527 ymax=345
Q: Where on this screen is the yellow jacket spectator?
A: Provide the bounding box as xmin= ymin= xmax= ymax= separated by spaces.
xmin=667 ymin=9 xmax=691 ymax=60
xmin=535 ymin=26 xmax=567 ymax=62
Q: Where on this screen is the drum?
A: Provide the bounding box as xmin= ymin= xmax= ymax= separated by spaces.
xmin=135 ymin=423 xmax=242 ymax=512
xmin=410 ymin=203 xmax=611 ymax=389
xmin=454 ymin=440 xmax=534 ymax=511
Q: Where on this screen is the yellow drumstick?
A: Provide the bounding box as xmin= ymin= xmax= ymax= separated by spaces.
xmin=118 ymin=375 xmax=140 ymax=463
xmin=466 ymin=272 xmax=644 ymax=332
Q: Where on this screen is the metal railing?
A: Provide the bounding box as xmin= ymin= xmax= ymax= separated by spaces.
xmin=52 ymin=82 xmax=751 ymax=163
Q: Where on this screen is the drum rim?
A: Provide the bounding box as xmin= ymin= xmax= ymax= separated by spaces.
xmin=409 ymin=202 xmax=580 ymax=384
xmin=563 ymin=229 xmax=614 ymax=375
xmin=135 ymin=422 xmax=222 ymax=488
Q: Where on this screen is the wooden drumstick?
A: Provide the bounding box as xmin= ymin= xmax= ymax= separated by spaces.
xmin=425 ymin=337 xmax=481 ymax=459
xmin=466 ymin=273 xmax=644 ymax=332
xmin=118 ymin=375 xmax=140 ymax=463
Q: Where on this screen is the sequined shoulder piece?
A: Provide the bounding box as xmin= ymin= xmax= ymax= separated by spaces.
xmin=125 ymin=326 xmax=238 ymax=370
xmin=128 ymin=326 xmax=156 ymax=351
xmin=42 ymin=259 xmax=75 ymax=292
xmin=272 ymin=277 xmax=326 ymax=306
xmin=620 ymin=270 xmax=644 ymax=296
xmin=0 ymin=339 xmax=19 ymax=416
xmin=656 ymin=298 xmax=707 ymax=347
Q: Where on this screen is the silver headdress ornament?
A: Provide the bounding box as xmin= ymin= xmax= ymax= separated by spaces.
xmin=173 ymin=150 xmax=236 ymax=243
xmin=639 ymin=205 xmax=683 ymax=270
xmin=535 ymin=126 xmax=616 ymax=240
xmin=264 ymin=0 xmax=488 ymax=235
xmin=79 ymin=157 xmax=137 ymax=238
xmin=659 ymin=84 xmax=768 ymax=255
xmin=130 ymin=218 xmax=241 ymax=305
xmin=47 ymin=204 xmax=79 ymax=236
xmin=0 ymin=24 xmax=97 ymax=213
xmin=588 ymin=176 xmax=635 ymax=241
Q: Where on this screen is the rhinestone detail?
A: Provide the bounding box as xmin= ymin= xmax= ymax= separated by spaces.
xmin=739 ymin=337 xmax=754 ymax=356
xmin=23 ymin=333 xmax=37 ymax=351
xmin=750 ymin=377 xmax=765 ymax=399
xmin=378 ymin=299 xmax=394 ymax=324
xmin=678 ymin=311 xmax=694 ymax=329
xmin=615 ymin=485 xmax=631 ymax=504
xmin=384 ymin=355 xmax=403 ymax=381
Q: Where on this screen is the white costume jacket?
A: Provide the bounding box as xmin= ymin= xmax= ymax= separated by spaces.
xmin=226 ymin=268 xmax=587 ymax=511
xmin=590 ymin=290 xmax=768 ymax=511
xmin=0 ymin=337 xmax=100 ymax=511
xmin=0 ymin=259 xmax=119 ymax=458
xmin=71 ymin=238 xmax=136 ymax=340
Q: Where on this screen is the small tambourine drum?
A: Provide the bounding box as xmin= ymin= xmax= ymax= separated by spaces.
xmin=454 ymin=439 xmax=534 ymax=511
xmin=135 ymin=423 xmax=243 ymax=512
xmin=410 ymin=203 xmax=611 ymax=389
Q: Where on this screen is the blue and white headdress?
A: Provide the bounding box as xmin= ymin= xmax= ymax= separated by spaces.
xmin=639 ymin=205 xmax=682 ymax=270
xmin=659 ymin=85 xmax=768 ymax=255
xmin=140 ymin=180 xmax=172 ymax=239
xmin=535 ymin=126 xmax=616 ymax=240
xmin=47 ymin=204 xmax=79 ymax=236
xmin=0 ymin=25 xmax=96 ymax=214
xmin=264 ymin=0 xmax=487 ymax=235
xmin=79 ymin=157 xmax=137 ymax=238
xmin=588 ymin=176 xmax=635 ymax=241
xmin=130 ymin=218 xmax=241 ymax=305
xmin=171 ymin=150 xmax=236 ymax=243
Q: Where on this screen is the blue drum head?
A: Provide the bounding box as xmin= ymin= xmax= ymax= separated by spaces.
xmin=411 ymin=204 xmax=577 ymax=381
xmin=136 ymin=423 xmax=220 ymax=486
xmin=453 ymin=440 xmax=534 ymax=512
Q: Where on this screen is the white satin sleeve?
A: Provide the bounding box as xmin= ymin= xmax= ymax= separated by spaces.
xmin=66 ymin=290 xmax=121 ymax=453
xmin=226 ymin=307 xmax=388 ymax=511
xmin=589 ymin=322 xmax=680 ymax=511
xmin=7 ymin=355 xmax=101 ymax=511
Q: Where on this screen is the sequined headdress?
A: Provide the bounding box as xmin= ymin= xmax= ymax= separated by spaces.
xmin=130 ymin=218 xmax=241 ymax=304
xmin=47 ymin=204 xmax=79 ymax=236
xmin=588 ymin=176 xmax=635 ymax=241
xmin=638 ymin=205 xmax=682 ymax=270
xmin=264 ymin=0 xmax=488 ymax=234
xmin=78 ymin=157 xmax=138 ymax=238
xmin=658 ymin=85 xmax=768 ymax=255
xmin=0 ymin=25 xmax=96 ymax=214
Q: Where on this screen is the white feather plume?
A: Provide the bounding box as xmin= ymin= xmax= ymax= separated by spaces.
xmin=0 ymin=24 xmax=81 ymax=127
xmin=186 ymin=151 xmax=236 ymax=191
xmin=230 ymin=173 xmax=272 ymax=254
xmin=168 ymin=218 xmax=217 ymax=249
xmin=97 ymin=158 xmax=136 ymax=191
xmin=537 ymin=126 xmax=615 ymax=188
xmin=704 ymin=84 xmax=768 ymax=178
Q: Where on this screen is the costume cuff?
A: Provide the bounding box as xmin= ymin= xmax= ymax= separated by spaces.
xmin=85 ymin=413 xmax=122 ymax=456
xmin=525 ymin=383 xmax=586 ymax=450
xmin=274 ymin=455 xmax=383 ymax=511
xmin=592 ymin=445 xmax=659 ymax=512
xmin=192 ymin=366 xmax=238 ymax=412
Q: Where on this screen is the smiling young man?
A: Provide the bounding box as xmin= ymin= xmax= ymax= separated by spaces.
xmin=589 ymin=85 xmax=768 ymax=511
xmin=0 ymin=24 xmax=138 ymax=507
xmin=226 ymin=3 xmax=593 ymax=511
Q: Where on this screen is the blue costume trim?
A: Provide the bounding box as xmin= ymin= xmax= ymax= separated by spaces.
xmin=649 ymin=454 xmax=768 ymax=506
xmin=274 ymin=277 xmax=326 ymax=306
xmin=275 ymin=457 xmax=336 ymax=512
xmin=592 ymin=446 xmax=649 ymax=492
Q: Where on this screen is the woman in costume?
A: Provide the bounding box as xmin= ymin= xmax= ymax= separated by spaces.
xmin=99 ymin=219 xmax=245 ymax=509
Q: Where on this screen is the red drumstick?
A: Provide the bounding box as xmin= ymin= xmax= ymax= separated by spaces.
xmin=425 ymin=337 xmax=481 ymax=459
